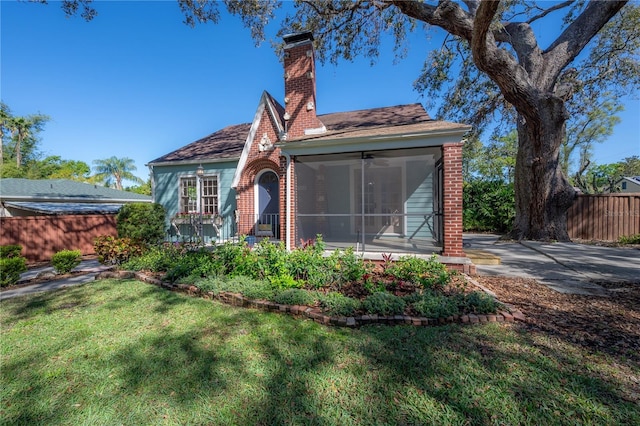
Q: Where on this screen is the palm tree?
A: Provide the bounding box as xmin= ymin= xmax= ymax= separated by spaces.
xmin=0 ymin=103 xmax=14 ymax=166
xmin=92 ymin=156 xmax=143 ymax=190
xmin=9 ymin=113 xmax=49 ymax=168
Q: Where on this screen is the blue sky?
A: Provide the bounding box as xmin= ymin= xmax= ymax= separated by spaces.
xmin=2 ymin=0 xmax=639 ymax=183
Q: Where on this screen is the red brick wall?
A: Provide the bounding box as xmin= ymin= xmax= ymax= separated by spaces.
xmin=0 ymin=214 xmax=117 ymax=263
xmin=235 ymin=108 xmax=285 ymax=237
xmin=441 ymin=143 xmax=465 ymax=257
xmin=283 ymin=39 xmax=322 ymax=138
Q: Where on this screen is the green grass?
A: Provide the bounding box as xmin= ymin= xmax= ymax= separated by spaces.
xmin=2 ymin=279 xmax=638 ymax=425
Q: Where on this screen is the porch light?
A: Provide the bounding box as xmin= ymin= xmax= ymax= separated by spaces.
xmin=196 ymin=164 xmax=204 ymax=177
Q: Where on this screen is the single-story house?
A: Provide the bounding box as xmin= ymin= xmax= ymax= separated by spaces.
xmin=148 ymin=32 xmax=470 ymax=260
xmin=618 ymin=176 xmax=640 ymax=193
xmin=0 ymin=178 xmax=151 ymax=216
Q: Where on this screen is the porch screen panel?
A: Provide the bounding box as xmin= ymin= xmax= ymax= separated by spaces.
xmin=296 ymin=153 xmax=360 ymax=244
xmin=405 ymin=160 xmax=434 ymax=240
xmin=295 ymin=148 xmax=440 ymax=253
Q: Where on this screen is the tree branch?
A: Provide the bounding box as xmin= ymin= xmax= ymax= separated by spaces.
xmin=542 ymin=0 xmax=628 ymax=90
xmin=526 ymin=0 xmax=575 ymax=25
xmin=470 ymin=1 xmax=536 ymax=114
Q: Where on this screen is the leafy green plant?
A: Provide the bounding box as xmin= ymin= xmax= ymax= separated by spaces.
xmin=362 ymin=292 xmax=406 ymax=315
xmin=411 ymin=293 xmax=458 ymax=319
xmin=212 ymin=239 xmax=257 ymax=278
xmin=116 ymin=202 xmax=166 ymax=245
xmin=385 ymin=255 xmax=451 ymax=290
xmin=619 ymin=234 xmax=640 ymax=244
xmin=459 ymin=291 xmax=501 ymax=314
xmin=193 ymin=276 xmax=230 ymax=295
xmin=93 ymin=236 xmax=146 ymax=265
xmin=0 ymin=244 xmax=23 ymax=258
xmin=463 ymin=179 xmax=515 ymax=233
xmin=0 ymin=256 xmax=27 ymax=287
xmin=274 ymin=289 xmax=318 ymax=306
xmin=334 ymin=247 xmax=371 ymax=284
xmin=318 ymin=292 xmax=361 ymax=316
xmin=287 ymin=236 xmax=337 ymax=288
xmin=51 ymin=249 xmax=82 ymax=274
xmin=228 ymin=276 xmax=277 ymax=301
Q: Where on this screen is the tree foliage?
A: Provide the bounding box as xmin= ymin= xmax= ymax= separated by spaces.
xmin=574 ymin=155 xmax=640 ymax=194
xmin=92 ymin=156 xmax=143 ymax=190
xmin=116 ymin=203 xmax=166 ymax=245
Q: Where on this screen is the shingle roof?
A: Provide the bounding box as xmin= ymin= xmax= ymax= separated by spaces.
xmin=0 ymin=178 xmax=152 ymax=202
xmin=149 ymin=103 xmax=468 ymax=164
xmin=148 ymin=123 xmax=250 ymax=164
xmin=303 ymin=103 xmax=468 ymax=142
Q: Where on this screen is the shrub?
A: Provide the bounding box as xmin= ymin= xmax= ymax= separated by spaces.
xmin=619 ymin=234 xmax=640 ymax=245
xmin=318 ymin=292 xmax=361 ymax=316
xmin=51 ymin=249 xmax=82 ymax=274
xmin=334 ymin=247 xmax=372 ymax=284
xmin=274 ymin=289 xmax=318 ymax=306
xmin=116 ymin=202 xmax=166 ymax=245
xmin=212 ymin=239 xmax=257 ymax=278
xmin=385 ymin=255 xmax=451 ymax=290
xmin=193 ymin=276 xmax=229 ymax=294
xmin=460 ymin=291 xmax=501 ymax=314
xmin=362 ymin=292 xmax=406 ymax=315
xmin=0 ymin=257 xmax=27 ymax=287
xmin=411 ymin=293 xmax=458 ymax=319
xmin=287 ymin=236 xmax=338 ymax=288
xmin=94 ymin=236 xmax=145 ymax=265
xmin=463 ymin=179 xmax=515 ymax=233
xmin=0 ymin=245 xmax=23 ymax=258
xmin=227 ymin=276 xmax=277 ymax=301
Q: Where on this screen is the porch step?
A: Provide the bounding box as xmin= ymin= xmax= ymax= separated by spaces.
xmin=465 ymin=249 xmax=501 ymax=265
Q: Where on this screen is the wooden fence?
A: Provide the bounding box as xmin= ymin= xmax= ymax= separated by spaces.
xmin=567 ymin=194 xmax=640 ymax=241
xmin=0 ymin=214 xmax=117 ymax=263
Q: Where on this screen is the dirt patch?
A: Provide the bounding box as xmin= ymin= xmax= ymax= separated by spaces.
xmin=474 ymin=275 xmax=640 ymax=362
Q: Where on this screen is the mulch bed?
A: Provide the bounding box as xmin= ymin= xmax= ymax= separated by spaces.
xmin=473 ymin=275 xmax=640 ymax=362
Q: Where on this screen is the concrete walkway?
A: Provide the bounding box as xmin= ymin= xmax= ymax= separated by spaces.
xmin=464 ymin=233 xmax=640 ymax=295
xmin=0 ymin=260 xmax=113 ymax=301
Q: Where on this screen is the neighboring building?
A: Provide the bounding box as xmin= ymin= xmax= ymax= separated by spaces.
xmin=0 ymin=178 xmax=152 ymax=262
xmin=148 ymin=32 xmax=470 ymax=259
xmin=618 ymin=176 xmax=640 ymax=193
xmin=0 ymin=178 xmax=151 ymax=217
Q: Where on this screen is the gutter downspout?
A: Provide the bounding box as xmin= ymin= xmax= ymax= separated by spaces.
xmin=282 ymin=152 xmax=292 ymax=251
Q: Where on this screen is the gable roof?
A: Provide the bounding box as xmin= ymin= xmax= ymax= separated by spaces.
xmin=148 ymin=123 xmax=250 ymax=165
xmin=150 ymin=102 xmax=468 ymax=165
xmin=0 ymin=178 xmax=152 ymax=203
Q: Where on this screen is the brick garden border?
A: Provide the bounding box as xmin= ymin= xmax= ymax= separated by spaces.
xmin=97 ymin=270 xmax=526 ymax=328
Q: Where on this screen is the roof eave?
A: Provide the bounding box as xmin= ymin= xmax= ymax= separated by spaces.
xmin=147 ymin=156 xmax=240 ymax=168
xmin=277 ymin=126 xmax=471 ymax=155
xmin=1 ymin=196 xmax=152 ymax=203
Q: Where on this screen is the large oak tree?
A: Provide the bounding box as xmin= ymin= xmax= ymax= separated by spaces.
xmin=44 ymin=0 xmax=638 ymax=241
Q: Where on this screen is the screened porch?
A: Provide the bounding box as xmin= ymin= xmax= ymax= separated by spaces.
xmin=294 ymin=147 xmax=443 ymax=254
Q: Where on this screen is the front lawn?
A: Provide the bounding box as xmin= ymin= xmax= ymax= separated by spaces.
xmin=1 ymin=279 xmax=638 ymax=425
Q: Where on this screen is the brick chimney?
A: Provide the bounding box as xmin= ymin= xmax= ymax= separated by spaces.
xmin=282 ymin=32 xmax=325 ymax=139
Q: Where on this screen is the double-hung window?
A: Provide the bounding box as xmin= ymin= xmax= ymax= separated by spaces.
xmin=179 ymin=175 xmax=218 ymax=214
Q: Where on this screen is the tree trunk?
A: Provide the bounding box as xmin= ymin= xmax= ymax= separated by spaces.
xmin=511 ymin=97 xmax=577 ymax=241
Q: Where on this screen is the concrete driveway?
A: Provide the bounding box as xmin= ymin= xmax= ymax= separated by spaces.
xmin=464 ymin=233 xmax=640 ymax=295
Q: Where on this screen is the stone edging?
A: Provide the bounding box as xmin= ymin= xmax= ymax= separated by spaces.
xmin=97 ymin=270 xmax=526 ymax=328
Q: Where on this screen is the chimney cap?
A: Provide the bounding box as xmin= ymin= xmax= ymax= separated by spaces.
xmin=283 ymin=31 xmax=314 ymax=47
